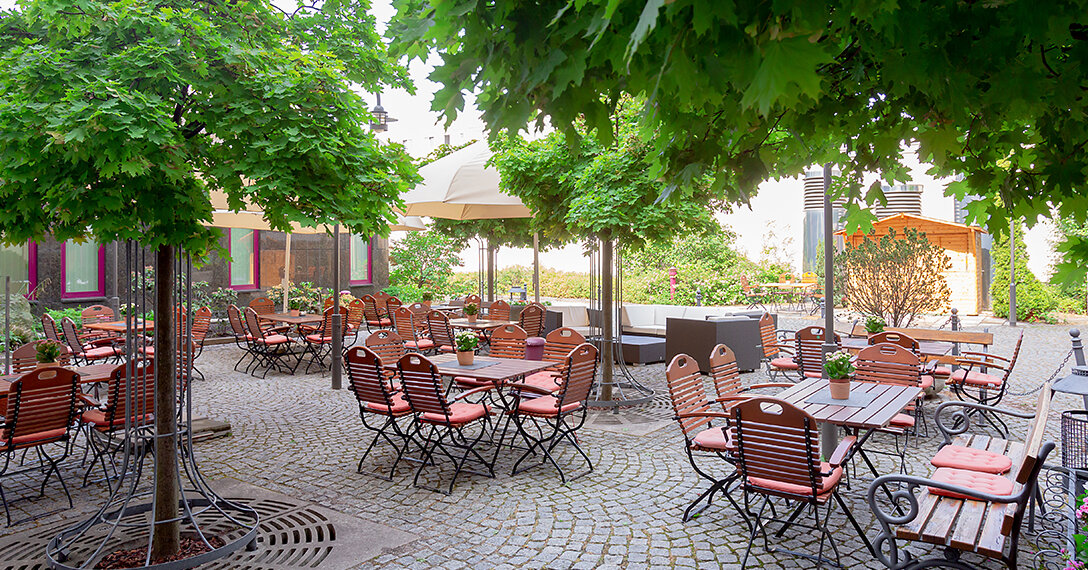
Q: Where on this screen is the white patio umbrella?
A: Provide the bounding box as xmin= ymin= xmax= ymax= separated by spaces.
xmin=402 ymin=140 xmax=542 ymax=301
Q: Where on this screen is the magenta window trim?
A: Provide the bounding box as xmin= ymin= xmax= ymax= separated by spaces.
xmin=349 ymin=235 xmax=373 ymax=286
xmin=61 ymin=241 xmax=106 ymax=299
xmin=228 ymin=229 xmax=260 ymax=291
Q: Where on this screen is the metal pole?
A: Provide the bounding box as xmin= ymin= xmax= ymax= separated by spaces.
xmin=533 ymin=232 xmax=540 ymax=303
xmin=331 ymin=226 xmax=342 ymax=390
xmin=820 ymin=163 xmax=838 ymax=457
xmin=600 ymin=237 xmax=614 ymax=402
xmin=1009 ymin=219 xmax=1017 ymax=327
xmin=283 ymin=233 xmax=292 ymax=312
xmin=4 ymin=277 xmax=9 ymax=375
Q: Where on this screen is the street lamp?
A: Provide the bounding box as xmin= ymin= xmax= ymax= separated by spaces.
xmin=369 ymin=93 xmax=397 ymax=132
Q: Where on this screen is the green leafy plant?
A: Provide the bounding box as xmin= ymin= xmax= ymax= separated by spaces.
xmin=35 ymin=340 xmax=61 ymax=364
xmin=390 ymin=230 xmax=465 ymax=293
xmin=837 ymin=228 xmax=951 ymax=327
xmin=266 ymin=282 xmax=331 ymax=314
xmin=1066 ymin=491 xmax=1088 ymax=568
xmin=462 ymin=303 xmax=478 ymax=316
xmin=455 ymin=331 xmax=479 ymax=352
xmin=823 ymin=350 xmax=855 ymax=380
xmin=864 ymin=315 xmax=886 ymax=334
xmin=421 ymin=291 xmax=434 ymax=302
xmin=46 ymin=307 xmax=83 ymax=328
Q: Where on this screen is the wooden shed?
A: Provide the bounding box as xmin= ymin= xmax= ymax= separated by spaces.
xmin=836 ymin=213 xmax=989 ymax=315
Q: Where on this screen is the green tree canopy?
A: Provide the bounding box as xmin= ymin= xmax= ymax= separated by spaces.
xmin=390 ymin=0 xmax=1088 ymax=262
xmin=389 ymin=229 xmax=463 ymax=291
xmin=0 ymin=0 xmax=418 ymax=255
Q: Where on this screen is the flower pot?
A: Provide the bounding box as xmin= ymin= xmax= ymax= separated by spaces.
xmin=829 ymin=378 xmax=851 ymax=400
xmin=35 ymin=362 xmax=59 ymax=370
xmin=467 ymin=315 xmax=477 ymax=324
xmin=290 ymin=309 xmax=300 ymax=317
xmin=456 ymin=350 xmax=474 ymax=366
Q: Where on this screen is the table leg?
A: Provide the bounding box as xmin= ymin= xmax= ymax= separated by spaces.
xmin=820 ymin=421 xmax=838 ymax=460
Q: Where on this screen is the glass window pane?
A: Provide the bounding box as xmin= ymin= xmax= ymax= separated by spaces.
xmin=0 ymin=243 xmax=28 ymax=285
xmin=230 ymin=229 xmax=254 ymax=286
xmin=65 ymin=240 xmax=99 ymax=293
xmin=350 ymin=235 xmax=370 ymax=282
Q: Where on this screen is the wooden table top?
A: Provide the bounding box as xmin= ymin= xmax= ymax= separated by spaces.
xmin=841 ymin=337 xmax=953 ymax=358
xmin=257 ymin=312 xmax=323 ymax=325
xmin=0 ymin=363 xmax=116 ymax=391
xmin=384 ymin=354 xmax=554 ymax=384
xmin=448 ymin=318 xmax=514 ymax=331
xmin=760 ymin=282 xmax=817 ymax=289
xmin=775 ymin=377 xmax=922 ymax=430
xmin=84 ymin=320 xmax=154 ymax=333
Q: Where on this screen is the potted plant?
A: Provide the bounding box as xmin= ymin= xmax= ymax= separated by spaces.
xmin=864 ymin=315 xmax=886 ymax=337
xmin=455 ymin=332 xmax=479 ymax=366
xmin=289 ymin=298 xmax=301 ymax=317
xmin=463 ymin=302 xmax=479 ymax=323
xmin=823 ymin=350 xmax=855 ymax=400
xmin=35 ymin=340 xmax=62 ymax=369
xmin=421 ymin=291 xmax=434 ymax=308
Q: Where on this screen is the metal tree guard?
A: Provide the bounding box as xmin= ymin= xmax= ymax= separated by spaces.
xmin=46 ymin=240 xmax=258 ymax=569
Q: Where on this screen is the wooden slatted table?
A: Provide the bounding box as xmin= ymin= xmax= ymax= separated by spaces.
xmin=0 ymin=363 xmax=117 ymax=408
xmin=841 ymin=337 xmax=953 ymax=358
xmin=83 ymin=320 xmax=154 ymax=333
xmin=448 ymin=318 xmax=514 ymax=331
xmin=257 ymin=313 xmax=322 ymax=326
xmin=382 ymin=353 xmax=553 ymax=386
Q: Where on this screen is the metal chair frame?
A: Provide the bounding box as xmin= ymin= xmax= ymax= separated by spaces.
xmin=345 ymin=347 xmax=421 ymax=480
xmin=758 ymin=313 xmax=799 ymax=381
xmin=78 ymin=362 xmax=155 ymax=491
xmin=949 ymin=331 xmax=1024 ymax=437
xmin=227 ymin=304 xmax=259 ymax=373
xmin=243 ymin=307 xmax=300 ymax=378
xmin=299 ymin=306 xmax=348 ymax=374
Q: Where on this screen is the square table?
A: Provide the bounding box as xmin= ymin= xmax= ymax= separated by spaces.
xmin=448 ymin=318 xmax=514 ymax=331
xmin=83 ymin=320 xmax=154 ymax=333
xmin=841 ymin=337 xmax=953 ymax=358
xmin=257 ymin=313 xmax=323 ymax=327
xmin=384 ymin=353 xmax=553 ymax=387
xmin=0 ymin=363 xmax=117 ymax=408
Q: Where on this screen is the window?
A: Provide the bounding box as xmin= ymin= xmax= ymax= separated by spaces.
xmin=0 ymin=242 xmax=35 ymax=294
xmin=349 ymin=234 xmax=372 ymax=284
xmin=63 ymin=240 xmax=104 ymax=298
xmin=229 ymin=229 xmax=259 ymax=289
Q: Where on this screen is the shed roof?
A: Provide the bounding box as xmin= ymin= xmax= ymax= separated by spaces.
xmin=834 ymin=213 xmax=987 ymax=238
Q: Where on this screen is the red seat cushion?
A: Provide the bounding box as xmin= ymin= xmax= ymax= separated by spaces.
xmin=420 ymin=402 xmax=489 ymax=425
xmin=928 ymin=467 xmax=1015 ymax=499
xmin=770 ymin=357 xmax=798 ymax=370
xmin=81 ymin=409 xmax=153 ymax=431
xmin=81 ymin=346 xmax=118 ymax=359
xmin=0 ymin=428 xmax=69 ymax=449
xmin=436 ymin=345 xmax=454 ymax=353
xmin=931 ymin=366 xmax=953 ymax=377
xmin=930 ymin=445 xmax=1013 ymax=475
xmin=365 ymin=393 xmax=411 ymax=415
xmin=454 ymin=376 xmax=495 ymax=389
xmin=406 ymin=339 xmax=436 ymax=350
xmin=692 ymin=426 xmax=734 ymax=451
xmin=305 ymin=334 xmax=334 ymax=343
xmin=515 ymin=395 xmax=581 ymax=417
xmin=256 ymin=334 xmax=290 ymax=345
xmin=748 ymin=462 xmax=843 ymax=497
xmin=920 ymin=375 xmax=934 ymax=390
xmin=890 ymin=413 xmax=915 ymax=428
xmin=522 ymin=371 xmax=561 ymax=392
xmin=803 ymin=371 xmax=822 ymax=378
xmin=367 ymin=318 xmax=393 ymax=326
xmin=949 ymin=369 xmax=1002 ymax=387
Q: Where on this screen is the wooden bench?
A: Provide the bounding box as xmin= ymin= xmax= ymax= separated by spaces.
xmin=867 ymin=383 xmax=1055 ymax=568
xmin=849 ymin=324 xmax=993 ymax=366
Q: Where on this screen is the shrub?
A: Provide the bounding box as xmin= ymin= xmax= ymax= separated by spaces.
xmin=837 ymin=228 xmax=951 ymax=327
xmin=991 ymin=227 xmax=1058 ymax=321
xmin=265 ymin=281 xmax=330 ymax=314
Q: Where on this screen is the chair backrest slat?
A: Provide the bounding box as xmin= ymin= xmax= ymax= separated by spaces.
xmin=796 ymin=326 xmax=840 ymax=377
xmin=665 ymin=354 xmax=714 ymax=438
xmin=227 ymin=304 xmax=247 ymax=338
xmin=346 ymin=299 xmax=366 ymax=331
xmin=464 ymin=294 xmax=481 ymax=307
xmin=426 ymin=310 xmax=455 ymax=350
xmin=397 ymin=353 xmax=450 ymax=419
xmin=81 ymin=304 xmax=115 ymax=326
xmin=489 ymin=300 xmax=511 ymax=321
xmin=361 ymin=294 xmax=382 ymax=322
xmin=733 ymin=397 xmax=822 ymax=496
xmin=248 ymin=297 xmax=276 ymax=315
xmin=709 ymin=344 xmax=743 ymax=402
xmin=243 ymin=307 xmax=267 ymax=341
xmin=867 ymin=331 xmax=920 ymax=351
xmin=759 ymin=313 xmax=778 ymax=358
xmin=345 ymin=347 xmax=398 ymax=409
xmin=59 ymin=317 xmax=85 ymax=355
xmin=854 ymin=343 xmax=922 ymax=387
xmin=12 ymin=341 xmax=71 ymax=373
xmin=102 ymin=361 xmax=156 ymax=428
xmin=191 ymin=306 xmax=212 ymax=346
xmin=365 ymin=330 xmax=406 ymax=364
xmin=4 ymin=367 xmax=79 ymax=445
xmin=518 ymin=303 xmax=546 ymax=337
xmin=393 ymin=307 xmax=419 ymax=343
xmin=41 ymin=314 xmax=62 ymax=343
xmin=386 ymin=296 xmax=403 ymax=317
xmin=555 ymin=343 xmax=599 ymax=407
xmin=544 ymin=327 xmax=586 ymax=363
xmin=490 ymin=325 xmax=527 ymax=359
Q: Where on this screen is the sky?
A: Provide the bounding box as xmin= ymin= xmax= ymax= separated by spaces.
xmin=0 ymin=0 xmax=1058 ymax=280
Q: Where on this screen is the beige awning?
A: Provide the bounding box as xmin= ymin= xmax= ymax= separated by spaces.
xmin=207 ymin=191 xmax=425 ymax=233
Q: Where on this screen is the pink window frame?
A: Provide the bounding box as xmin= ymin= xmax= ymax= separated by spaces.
xmin=61 ymin=241 xmax=105 ymax=299
xmin=228 ymin=229 xmax=260 ymax=290
xmin=349 ymin=235 xmax=373 ymax=285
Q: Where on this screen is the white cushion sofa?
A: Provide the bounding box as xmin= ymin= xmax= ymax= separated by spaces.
xmin=620 ymin=305 xmax=730 ymax=336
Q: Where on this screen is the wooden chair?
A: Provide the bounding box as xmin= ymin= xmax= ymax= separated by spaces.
xmin=0 ymin=367 xmax=80 ymax=525
xmin=867 ymin=331 xmax=920 ymax=351
xmin=385 ymin=296 xmax=403 ymax=318
xmin=60 ymin=317 xmax=121 ymax=365
xmin=665 ymin=353 xmax=742 ymax=522
xmin=424 ymin=310 xmax=456 ymax=354
xmin=78 ymin=361 xmax=155 ymax=490
xmin=243 ymin=307 xmax=298 ymax=378
xmin=507 ymin=343 xmax=599 ymax=483
xmin=948 ymin=331 xmax=1024 ymax=436
xmin=361 ymin=294 xmax=392 ymax=332
xmin=758 ymin=313 xmax=798 ymax=381
xmin=345 ymin=346 xmax=418 ymax=480
xmin=345 ymin=298 xmax=366 ymax=342
xmin=397 ymin=353 xmax=495 ymax=494
xmin=300 ymin=306 xmax=348 ymax=374
xmin=79 ymin=304 xmax=121 ymax=344
xmin=454 ymin=324 xmax=526 ymax=392
xmin=854 ymin=343 xmax=930 ymax=465
xmin=407 ymin=302 xmax=429 ymax=316
xmin=41 ymin=313 xmax=62 ymax=344
xmin=739 ymin=275 xmax=766 ymax=310
xmin=372 ymin=291 xmax=393 ymax=318
xmin=464 ymin=294 xmax=482 ymax=307
xmin=518 ymin=302 xmax=546 ymax=338
xmin=227 ymin=304 xmax=258 ymax=373
xmin=732 ymin=396 xmax=862 ymax=568
xmin=364 ymin=330 xmax=407 ymax=368
xmin=247 ymin=297 xmax=291 ymax=334
xmin=10 ymin=341 xmax=71 ymax=374
xmin=392 ymin=307 xmax=435 ymax=354
xmin=488 ymin=299 xmax=511 ymax=321
xmin=520 ymin=327 xmax=586 ymax=394
xmin=710 ymin=344 xmax=793 ymax=407
xmin=795 ymin=326 xmax=840 ymax=379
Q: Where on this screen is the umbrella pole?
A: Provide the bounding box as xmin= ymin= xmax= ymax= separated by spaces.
xmin=533 ymin=232 xmax=540 ymax=303
xmin=283 ymin=233 xmax=292 ymax=312
xmin=487 ymin=241 xmax=496 ymax=303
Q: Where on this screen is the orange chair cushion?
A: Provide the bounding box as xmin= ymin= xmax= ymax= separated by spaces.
xmin=930 ymin=445 xmax=1013 ymax=475
xmin=0 ymin=428 xmax=69 ymax=449
xmin=304 ymin=334 xmax=335 ymax=343
xmin=928 ymin=467 xmax=1014 ymax=499
xmin=81 ymin=346 xmax=118 ymax=359
xmin=81 ymin=409 xmax=153 ymax=430
xmin=949 ymin=369 xmax=1002 ymax=387
xmin=406 ymin=339 xmax=436 ymax=350
xmin=367 ymin=319 xmax=393 ymax=326
xmin=522 ymin=371 xmax=561 ymax=392
xmin=256 ymin=334 xmax=290 ymax=345
xmin=454 ymin=376 xmax=494 ymax=389
xmin=436 ymin=345 xmax=454 ymax=353
xmin=920 ymin=375 xmax=934 ymax=390
xmin=748 ymin=462 xmax=843 ymax=497
xmin=803 ymin=371 xmax=822 ymax=378
xmin=516 ymin=395 xmax=580 ymax=417
xmin=770 ymin=357 xmax=798 ymax=370
xmin=692 ymin=426 xmax=734 ymax=451
xmin=890 ymin=413 xmax=915 ymax=428
xmin=365 ymin=393 xmax=411 ymax=415
xmin=420 ymin=402 xmax=489 ymax=425
xmin=931 ymin=366 xmax=952 ymax=377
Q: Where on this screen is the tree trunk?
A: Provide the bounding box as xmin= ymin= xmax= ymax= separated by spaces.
xmin=600 ymin=238 xmax=613 ymax=402
xmin=151 ymin=244 xmax=180 ymax=561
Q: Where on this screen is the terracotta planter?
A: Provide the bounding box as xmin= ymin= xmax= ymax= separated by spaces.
xmin=829 ymin=378 xmax=851 ymax=400
xmin=289 ymin=309 xmax=300 ymax=317
xmin=467 ymin=315 xmax=477 ymax=324
xmin=35 ymin=361 xmax=59 ymax=370
xmin=456 ymin=350 xmax=474 ymax=366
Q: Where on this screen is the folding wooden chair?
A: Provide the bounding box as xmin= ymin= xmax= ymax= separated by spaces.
xmin=300 ymin=306 xmax=348 ymax=374
xmin=425 ymin=310 xmax=457 ymax=354
xmin=393 ymin=307 xmax=435 ymax=353
xmin=60 ymin=317 xmax=120 ymax=365
xmin=518 ymin=303 xmax=546 ymax=338
xmin=519 ymin=327 xmax=586 ymax=394
xmin=758 ymin=313 xmax=799 ymax=381
xmin=247 ymin=297 xmax=291 ymax=335
xmin=243 ymin=307 xmax=299 ymax=378
xmin=227 ymin=304 xmax=258 ymax=373
xmin=345 ymin=347 xmax=419 ymax=480
xmin=78 ymin=362 xmax=155 ymax=491
xmin=732 ymin=397 xmax=862 ymax=568
xmin=854 ymin=343 xmax=928 ymax=470
xmin=361 ymin=294 xmax=392 ymax=332
xmin=10 ymin=341 xmax=71 ymax=374
xmin=795 ymin=326 xmax=840 ymax=379
xmin=397 ymin=353 xmax=495 ymax=493
xmin=0 ymin=367 xmax=80 ymax=525
xmin=948 ymin=331 xmax=1024 ymax=436
xmin=507 ymin=343 xmax=599 ymax=484
xmin=454 ymin=324 xmax=526 ymax=392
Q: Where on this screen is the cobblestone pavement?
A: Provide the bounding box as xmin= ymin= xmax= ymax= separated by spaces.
xmin=0 ymin=312 xmax=1081 ymax=568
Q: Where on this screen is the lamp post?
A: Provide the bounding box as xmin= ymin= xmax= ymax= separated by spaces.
xmin=1054 ymin=329 xmax=1088 ymax=409
xmin=369 ymin=94 xmax=397 ymax=132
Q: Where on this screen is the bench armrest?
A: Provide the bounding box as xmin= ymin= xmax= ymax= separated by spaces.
xmin=933 ymin=401 xmax=1034 ymax=445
